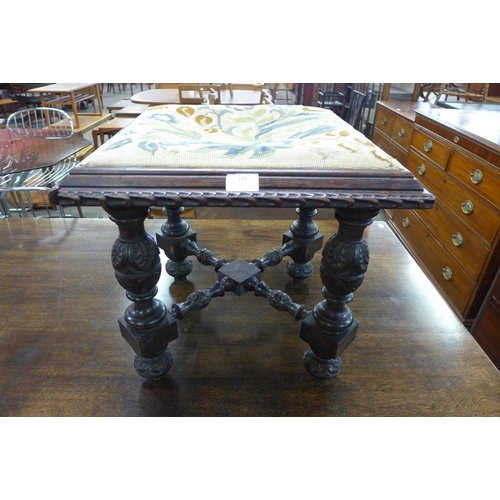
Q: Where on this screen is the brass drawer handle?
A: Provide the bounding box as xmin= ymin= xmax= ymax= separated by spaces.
xmin=402 ymin=216 xmax=410 ymax=228
xmin=452 ymin=232 xmax=464 ymax=247
xmin=443 ymin=266 xmax=453 ymax=281
xmin=470 ymin=169 xmax=483 ymax=185
xmin=417 ymin=164 xmax=426 ymax=176
xmin=381 ymin=117 xmax=387 ymax=125
xmin=461 ymin=199 xmax=474 ymax=215
xmin=399 ymin=128 xmax=405 ymax=137
xmin=424 ymin=140 xmax=433 ymax=152
xmin=454 ymin=136 xmax=460 ymax=143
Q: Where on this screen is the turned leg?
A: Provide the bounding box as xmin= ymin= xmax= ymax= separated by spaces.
xmin=282 ymin=207 xmax=324 ymax=283
xmin=156 ymin=207 xmax=197 ymax=279
xmin=300 ymin=208 xmax=380 ymax=378
xmin=105 ymin=205 xmax=178 ymax=380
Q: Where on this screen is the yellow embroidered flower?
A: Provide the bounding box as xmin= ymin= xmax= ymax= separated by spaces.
xmin=195 ymin=114 xmax=213 ymax=126
xmin=205 ymin=127 xmax=218 ymax=134
xmin=177 ymin=106 xmax=195 ymax=117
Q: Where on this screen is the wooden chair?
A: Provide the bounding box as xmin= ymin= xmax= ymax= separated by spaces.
xmin=224 ymin=83 xmax=264 ymax=97
xmin=178 ymin=84 xmax=209 ymax=105
xmin=317 ymin=84 xmax=345 ymax=117
xmin=422 ymin=83 xmax=490 ymax=103
xmin=345 ymin=90 xmax=367 ymax=131
xmin=129 ymin=83 xmax=154 ymax=95
xmin=156 ymin=83 xmax=182 ymax=89
xmin=434 ymin=83 xmax=489 ymax=103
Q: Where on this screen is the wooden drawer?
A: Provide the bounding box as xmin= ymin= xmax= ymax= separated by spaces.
xmin=372 ymin=129 xmax=407 ymax=165
xmin=371 ymin=128 xmax=389 ymax=149
xmin=411 ymin=128 xmax=451 ymax=169
xmin=407 ymin=150 xmax=500 ymax=245
xmin=448 ymin=152 xmax=500 ymax=210
xmin=417 ymin=202 xmax=489 ymax=279
xmin=391 ymin=115 xmax=414 ymax=151
xmin=374 ymin=106 xmax=395 ymax=137
xmin=393 ymin=209 xmax=475 ymax=315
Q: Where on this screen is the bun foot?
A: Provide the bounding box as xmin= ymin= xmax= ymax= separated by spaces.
xmin=303 ymin=348 xmax=342 ymax=378
xmin=134 ymin=349 xmax=173 ymax=380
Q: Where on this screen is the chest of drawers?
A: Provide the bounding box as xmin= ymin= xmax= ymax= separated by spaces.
xmin=372 ymin=101 xmax=437 ymax=218
xmin=388 ymin=105 xmax=500 ymax=328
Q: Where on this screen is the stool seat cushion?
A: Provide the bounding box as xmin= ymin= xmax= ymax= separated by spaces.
xmin=80 ymin=105 xmax=405 ymax=172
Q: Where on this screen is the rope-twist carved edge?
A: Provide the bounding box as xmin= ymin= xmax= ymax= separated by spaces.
xmin=54 ymin=189 xmax=436 ymax=210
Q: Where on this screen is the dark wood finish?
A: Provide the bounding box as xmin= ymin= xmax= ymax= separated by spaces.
xmin=389 ymin=105 xmax=500 ymax=327
xmin=1 ymin=218 xmax=499 ymax=416
xmin=1 ymin=128 xmax=91 ymax=170
xmin=295 ymin=84 xmax=319 ymax=106
xmin=471 ymin=266 xmax=500 ymax=370
xmin=48 ymin=106 xmax=434 ymax=381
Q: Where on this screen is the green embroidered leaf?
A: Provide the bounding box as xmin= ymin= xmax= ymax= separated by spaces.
xmin=138 ymin=141 xmax=159 ymax=155
xmin=103 ymin=138 xmax=132 ymax=151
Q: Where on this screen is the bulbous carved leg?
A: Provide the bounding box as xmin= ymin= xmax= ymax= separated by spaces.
xmin=300 ymin=208 xmax=379 ymax=378
xmin=156 ymin=207 xmax=197 ymax=279
xmin=282 ymin=207 xmax=324 ymax=283
xmin=105 ymin=205 xmax=178 ymax=380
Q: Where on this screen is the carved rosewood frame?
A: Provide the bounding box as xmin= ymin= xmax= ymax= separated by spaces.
xmin=51 ymin=167 xmax=434 ymax=380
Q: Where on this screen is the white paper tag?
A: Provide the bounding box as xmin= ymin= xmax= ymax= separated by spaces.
xmin=226 ymin=173 xmax=260 ymax=192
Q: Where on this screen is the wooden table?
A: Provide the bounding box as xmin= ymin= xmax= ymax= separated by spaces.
xmin=1 ymin=128 xmax=91 ymax=216
xmin=1 ymin=128 xmax=91 ymax=171
xmin=1 ymin=217 xmax=499 ymax=417
xmin=131 ymin=88 xmax=264 ymax=106
xmin=50 ymin=104 xmax=435 ymax=383
xmin=29 ymin=83 xmax=105 ymax=130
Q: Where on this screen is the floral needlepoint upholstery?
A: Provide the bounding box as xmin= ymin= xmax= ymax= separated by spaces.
xmin=81 ymin=105 xmax=405 ymax=172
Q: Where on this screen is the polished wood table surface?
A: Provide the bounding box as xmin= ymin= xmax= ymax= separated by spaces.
xmin=1 ymin=218 xmax=499 ymax=417
xmin=1 ymin=128 xmax=91 ymax=171
xmin=131 ymin=88 xmax=263 ymax=106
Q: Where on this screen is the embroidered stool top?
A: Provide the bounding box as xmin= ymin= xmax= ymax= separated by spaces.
xmin=52 ymin=105 xmax=434 ymax=211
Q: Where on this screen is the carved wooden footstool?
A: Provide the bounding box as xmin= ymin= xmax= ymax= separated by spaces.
xmin=51 ymin=104 xmax=434 ymax=380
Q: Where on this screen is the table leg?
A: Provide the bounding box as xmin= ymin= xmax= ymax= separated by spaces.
xmin=282 ymin=207 xmax=324 ymax=283
xmin=300 ymin=208 xmax=380 ymax=378
xmin=156 ymin=207 xmax=197 ymax=279
xmin=105 ymin=205 xmax=178 ymax=379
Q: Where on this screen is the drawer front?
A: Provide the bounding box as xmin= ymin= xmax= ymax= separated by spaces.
xmin=448 ymin=152 xmax=500 ymax=210
xmin=411 ymin=128 xmax=451 ymax=169
xmin=371 ymin=128 xmax=390 ymax=151
xmin=407 ymin=150 xmax=500 ymax=245
xmin=374 ymin=106 xmax=395 ymax=137
xmin=372 ymin=130 xmax=408 ymax=165
xmin=407 ymin=149 xmax=449 ymax=199
xmin=391 ymin=115 xmax=414 ymax=151
xmin=393 ymin=209 xmax=475 ymax=315
xmin=417 ymin=202 xmax=489 ymax=279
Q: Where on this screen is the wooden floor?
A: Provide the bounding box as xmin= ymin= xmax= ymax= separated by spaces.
xmin=1 ymin=217 xmax=499 ymax=417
